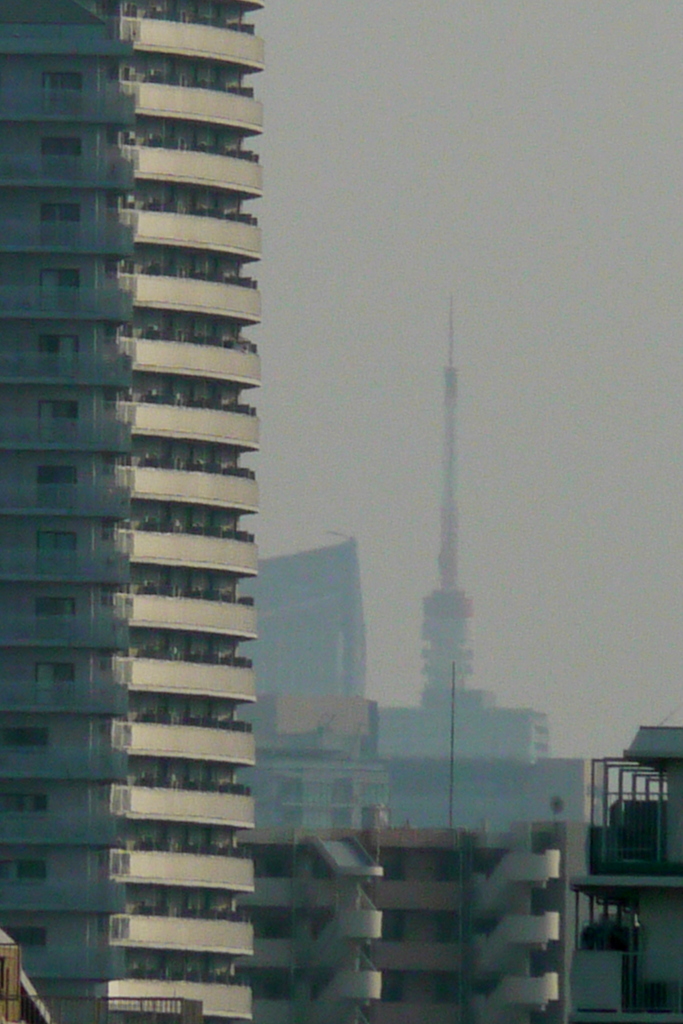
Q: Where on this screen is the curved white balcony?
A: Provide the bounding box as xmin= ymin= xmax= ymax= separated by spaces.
xmin=134 ymin=210 xmax=260 ymax=259
xmin=129 ymin=530 xmax=258 ymax=574
xmin=108 ymin=979 xmax=252 ymax=1021
xmin=122 ymin=784 xmax=254 ymax=828
xmin=337 ymin=907 xmax=383 ymax=941
xmin=130 ymin=147 xmax=262 ymax=196
xmin=130 ymin=273 xmax=260 ymax=322
xmin=126 ymin=722 xmax=255 ymax=765
xmin=114 ymin=849 xmax=254 ymax=891
xmin=123 ymin=19 xmax=264 ymax=70
xmin=128 ymin=594 xmax=257 ymax=638
xmin=130 ymin=337 xmax=260 ymax=387
xmin=132 ymin=466 xmax=258 ymax=512
xmin=478 ymin=849 xmax=561 ymax=912
xmin=112 ymin=914 xmax=252 ymax=955
xmin=129 ymin=402 xmax=259 ymax=449
xmin=479 ymin=912 xmax=560 ymax=974
xmin=325 ymin=970 xmax=382 ymax=1002
xmin=135 ymin=83 xmax=262 ymax=133
xmin=118 ymin=657 xmax=255 ymax=701
xmin=494 ymin=972 xmax=559 ymax=1008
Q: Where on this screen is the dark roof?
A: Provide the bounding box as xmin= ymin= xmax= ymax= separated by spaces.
xmin=0 ymin=0 xmax=102 ymax=24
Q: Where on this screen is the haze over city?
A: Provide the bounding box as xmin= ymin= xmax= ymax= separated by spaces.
xmin=255 ymin=1 xmax=683 ymax=759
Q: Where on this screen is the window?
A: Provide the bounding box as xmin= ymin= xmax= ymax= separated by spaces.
xmin=42 ymin=72 xmax=82 ymax=91
xmin=36 ymin=663 xmax=75 ymax=687
xmin=382 ymin=910 xmax=405 ymax=941
xmin=2 ymin=729 xmax=48 ymax=747
xmin=38 ymin=334 xmax=79 ymax=355
xmin=39 ymin=400 xmax=79 ymax=421
xmin=40 ymin=269 xmax=79 ymax=289
xmin=37 ymin=531 xmax=77 ymax=552
xmin=381 ymin=972 xmax=404 ymax=1003
xmin=37 ymin=465 xmax=77 ymax=485
xmin=41 ymin=137 xmax=82 ymax=157
xmin=0 ymin=794 xmax=47 ymax=812
xmin=41 ymin=204 xmax=80 ymax=224
xmin=4 ymin=928 xmax=46 ymax=947
xmin=433 ymin=973 xmax=460 ymax=1003
xmin=17 ymin=861 xmax=47 ymax=881
xmin=35 ymin=596 xmax=75 ymax=617
xmin=435 ymin=911 xmax=459 ymax=943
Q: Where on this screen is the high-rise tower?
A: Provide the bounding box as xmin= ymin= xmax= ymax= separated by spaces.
xmin=0 ymin=2 xmax=262 ymax=1020
xmin=104 ymin=3 xmax=262 ymax=1021
xmin=0 ymin=0 xmax=134 ymax=997
xmin=421 ymin=305 xmax=473 ymax=705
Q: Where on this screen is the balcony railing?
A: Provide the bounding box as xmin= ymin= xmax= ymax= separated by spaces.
xmin=0 ymin=415 xmax=129 ymax=451
xmin=0 ymin=87 xmax=135 ymax=124
xmin=0 ymin=220 xmax=134 ymax=255
xmin=0 ymin=351 xmax=131 ymax=385
xmin=0 ymin=548 xmax=129 ymax=582
xmin=588 ymin=758 xmax=674 ymax=873
xmin=0 ymin=154 xmax=133 ymax=188
xmin=0 ymin=483 xmax=129 ymax=517
xmin=0 ymin=613 xmax=128 ymax=648
xmin=0 ymin=285 xmax=133 ymax=321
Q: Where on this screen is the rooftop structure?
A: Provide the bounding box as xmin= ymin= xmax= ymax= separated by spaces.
xmin=570 ymin=726 xmax=683 ymax=1021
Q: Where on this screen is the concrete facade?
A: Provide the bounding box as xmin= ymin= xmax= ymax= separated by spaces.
xmin=0 ymin=1 xmax=262 ymax=1018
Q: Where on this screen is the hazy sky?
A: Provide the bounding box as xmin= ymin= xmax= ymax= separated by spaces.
xmin=251 ymin=1 xmax=683 ymax=758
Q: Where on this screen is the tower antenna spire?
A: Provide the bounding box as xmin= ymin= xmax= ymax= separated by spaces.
xmin=438 ymin=297 xmax=458 ymax=592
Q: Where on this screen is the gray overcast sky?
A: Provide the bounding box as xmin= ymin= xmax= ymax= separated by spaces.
xmin=251 ymin=1 xmax=683 ymax=758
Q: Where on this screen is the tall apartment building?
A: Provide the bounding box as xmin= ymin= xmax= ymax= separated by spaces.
xmin=242 ymin=822 xmax=584 ymax=1024
xmin=0 ymin=1 xmax=263 ymax=1020
xmin=0 ymin=0 xmax=134 ymax=997
xmin=570 ymin=726 xmax=683 ymax=1021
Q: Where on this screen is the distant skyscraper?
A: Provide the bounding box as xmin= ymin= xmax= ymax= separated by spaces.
xmin=248 ymin=538 xmax=367 ymax=697
xmin=421 ymin=304 xmax=474 ymax=705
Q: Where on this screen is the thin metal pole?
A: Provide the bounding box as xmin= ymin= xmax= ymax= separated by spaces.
xmin=449 ymin=660 xmax=456 ymax=830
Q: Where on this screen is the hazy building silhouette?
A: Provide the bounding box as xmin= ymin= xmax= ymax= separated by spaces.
xmin=248 ymin=538 xmax=366 ymax=697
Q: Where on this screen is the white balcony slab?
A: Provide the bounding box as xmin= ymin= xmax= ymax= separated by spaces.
xmin=135 ymin=83 xmax=262 ymax=133
xmin=129 ymin=273 xmax=260 ymax=322
xmin=129 ymin=402 xmax=259 ymax=448
xmin=129 ymin=530 xmax=257 ymax=573
xmin=128 ymin=594 xmax=257 ymax=638
xmin=130 ymin=338 xmax=260 ymax=386
xmin=115 ymin=849 xmax=253 ymax=891
xmin=130 ymin=147 xmax=262 ymax=196
xmin=117 ymin=657 xmax=255 ymax=701
xmin=123 ymin=18 xmax=264 ymax=69
xmin=126 ymin=721 xmax=255 ymax=765
xmin=131 ymin=467 xmax=258 ymax=512
xmin=134 ymin=211 xmax=260 ymax=259
xmin=122 ymin=784 xmax=254 ymax=828
xmin=108 ymin=979 xmax=252 ymax=1021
